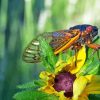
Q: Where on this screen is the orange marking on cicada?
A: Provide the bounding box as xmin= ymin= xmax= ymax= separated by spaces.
xmin=54 ymin=31 xmax=81 ymax=55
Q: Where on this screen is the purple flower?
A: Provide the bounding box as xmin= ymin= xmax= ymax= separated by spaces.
xmin=53 ymin=72 xmax=76 ymax=97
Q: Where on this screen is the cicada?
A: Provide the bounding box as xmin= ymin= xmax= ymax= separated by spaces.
xmin=23 ymin=24 xmax=100 ymax=63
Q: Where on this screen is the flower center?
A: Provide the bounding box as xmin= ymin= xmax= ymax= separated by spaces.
xmin=53 ymin=72 xmax=76 ymax=97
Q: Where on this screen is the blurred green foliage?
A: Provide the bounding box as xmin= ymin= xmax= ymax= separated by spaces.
xmin=0 ymin=0 xmax=100 ymax=100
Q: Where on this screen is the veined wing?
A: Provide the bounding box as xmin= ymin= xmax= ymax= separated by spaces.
xmin=22 ymin=29 xmax=81 ymax=63
xmin=49 ymin=30 xmax=81 ymax=54
xmin=49 ymin=30 xmax=71 ymax=49
xmin=22 ymin=39 xmax=41 ymax=63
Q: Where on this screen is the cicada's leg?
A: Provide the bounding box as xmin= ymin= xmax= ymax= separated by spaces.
xmin=86 ymin=43 xmax=100 ymax=50
xmin=86 ymin=43 xmax=100 ymax=61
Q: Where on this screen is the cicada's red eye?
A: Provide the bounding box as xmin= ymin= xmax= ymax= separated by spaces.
xmin=86 ymin=26 xmax=93 ymax=33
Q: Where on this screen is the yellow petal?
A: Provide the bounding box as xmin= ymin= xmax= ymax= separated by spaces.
xmin=90 ymin=75 xmax=100 ymax=83
xmin=55 ymin=52 xmax=70 ymax=73
xmin=55 ymin=91 xmax=66 ymax=100
xmin=55 ymin=45 xmax=86 ymax=74
xmin=39 ymin=71 xmax=54 ymax=80
xmin=87 ymin=91 xmax=100 ymax=94
xmin=70 ymin=45 xmax=86 ymax=74
xmin=78 ymin=95 xmax=89 ymax=100
xmin=55 ymin=61 xmax=68 ymax=73
xmin=39 ymin=71 xmax=49 ymax=80
xmin=83 ymin=75 xmax=100 ymax=94
xmin=86 ymin=83 xmax=100 ymax=91
xmin=84 ymin=75 xmax=100 ymax=94
xmin=85 ymin=75 xmax=93 ymax=82
xmin=39 ymin=85 xmax=56 ymax=94
xmin=85 ymin=75 xmax=100 ymax=83
xmin=73 ymin=76 xmax=88 ymax=100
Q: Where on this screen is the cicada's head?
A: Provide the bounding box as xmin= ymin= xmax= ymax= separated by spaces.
xmin=86 ymin=25 xmax=98 ymax=38
xmin=70 ymin=24 xmax=98 ymax=38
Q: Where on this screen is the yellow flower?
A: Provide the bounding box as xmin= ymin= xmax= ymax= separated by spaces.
xmin=72 ymin=75 xmax=100 ymax=100
xmin=39 ymin=46 xmax=100 ymax=100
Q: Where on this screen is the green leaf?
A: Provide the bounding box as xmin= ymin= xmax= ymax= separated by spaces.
xmin=87 ymin=64 xmax=99 ymax=75
xmin=77 ymin=58 xmax=94 ymax=76
xmin=38 ymin=36 xmax=57 ymax=72
xmin=77 ymin=43 xmax=100 ymax=76
xmin=89 ymin=94 xmax=100 ymax=100
xmin=17 ymin=80 xmax=45 ymax=89
xmin=61 ymin=49 xmax=74 ymax=62
xmin=13 ymin=90 xmax=58 ymax=100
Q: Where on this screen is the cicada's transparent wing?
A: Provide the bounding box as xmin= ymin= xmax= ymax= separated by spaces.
xmin=23 ymin=29 xmax=80 ymax=63
xmin=50 ymin=30 xmax=81 ymax=54
xmin=49 ymin=30 xmax=70 ymax=49
xmin=49 ymin=30 xmax=76 ymax=53
xmin=22 ymin=32 xmax=54 ymax=63
xmin=22 ymin=39 xmax=41 ymax=63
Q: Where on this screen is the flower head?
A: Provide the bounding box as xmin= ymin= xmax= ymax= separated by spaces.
xmin=53 ymin=72 xmax=76 ymax=97
xmin=39 ymin=46 xmax=100 ymax=100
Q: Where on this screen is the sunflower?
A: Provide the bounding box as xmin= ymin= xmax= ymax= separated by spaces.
xmin=39 ymin=45 xmax=100 ymax=100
